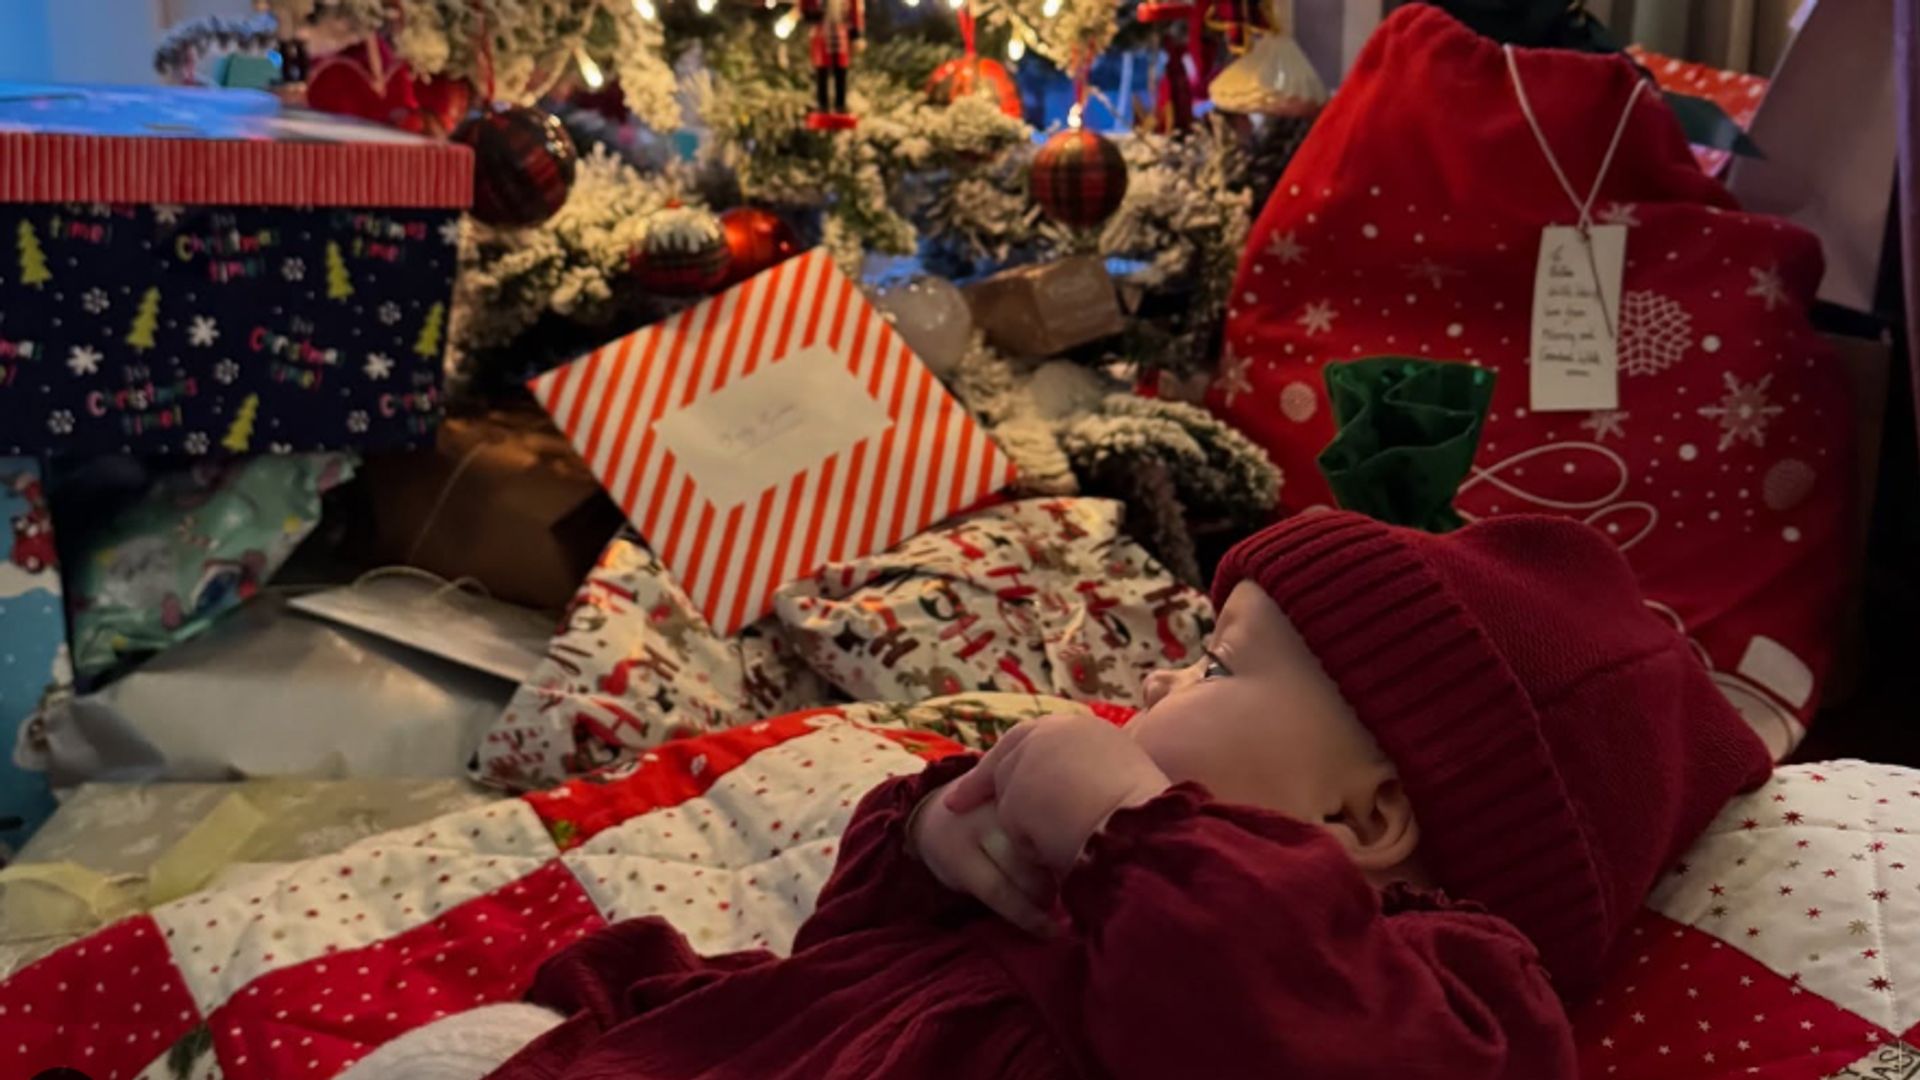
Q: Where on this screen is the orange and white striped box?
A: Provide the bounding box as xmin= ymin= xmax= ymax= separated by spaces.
xmin=530 ymin=250 xmax=1016 ymax=635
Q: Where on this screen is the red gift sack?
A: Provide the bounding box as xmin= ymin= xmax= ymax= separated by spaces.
xmin=1211 ymin=5 xmax=1853 ymax=756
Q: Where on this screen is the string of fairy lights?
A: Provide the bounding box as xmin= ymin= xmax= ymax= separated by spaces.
xmin=592 ymin=0 xmax=1054 ymax=66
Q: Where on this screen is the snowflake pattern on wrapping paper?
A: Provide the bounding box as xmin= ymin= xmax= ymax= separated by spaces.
xmin=66 ymin=345 xmax=101 ymax=376
xmin=1213 ymin=346 xmax=1253 ymax=406
xmin=377 ymin=301 xmax=403 ymax=326
xmin=1698 ymin=372 xmax=1784 ymax=451
xmin=363 ymin=353 xmax=394 ymax=380
xmin=46 ymin=409 xmax=73 ymax=434
xmin=280 ymin=257 xmax=306 ymax=282
xmin=183 ymin=431 xmax=210 ymax=455
xmin=345 ymin=409 xmax=370 ymax=434
xmin=187 ymin=315 xmax=220 ymax=347
xmin=212 ymin=358 xmax=240 ymax=385
xmin=1619 ymin=290 xmax=1693 ymax=376
xmin=80 ymin=287 xmax=110 ymax=314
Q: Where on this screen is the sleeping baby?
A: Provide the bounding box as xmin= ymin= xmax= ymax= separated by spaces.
xmin=345 ymin=509 xmax=1771 ymax=1079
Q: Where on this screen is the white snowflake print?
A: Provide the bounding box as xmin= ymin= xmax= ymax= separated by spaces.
xmin=1579 ymin=409 xmax=1630 ymax=442
xmin=66 ymin=345 xmax=102 ymax=376
xmin=183 ymin=431 xmax=210 ymax=455
xmin=212 ymin=358 xmax=240 ymax=385
xmin=1266 ymin=230 xmax=1307 ymax=265
xmin=1746 ymin=264 xmax=1789 ymax=311
xmin=1403 ymin=259 xmax=1464 ymax=290
xmin=1297 ymin=300 xmax=1338 ymax=336
xmin=1619 ymin=291 xmax=1693 ymax=376
xmin=346 ymin=409 xmax=370 ymax=434
xmin=438 ymin=218 xmax=464 ymax=246
xmin=281 ymin=257 xmax=306 ymax=282
xmin=187 ymin=315 xmax=220 ymax=347
xmin=377 ymin=301 xmax=402 ymax=326
xmin=1213 ymin=346 xmax=1252 ymax=406
xmin=1596 ymin=201 xmax=1641 ymax=227
xmin=151 ymin=204 xmax=183 ymax=226
xmin=1698 ymin=372 xmax=1784 ymax=451
xmin=363 ymin=352 xmax=394 ymax=380
xmin=47 ymin=410 xmax=74 ymax=435
xmin=80 ymin=287 xmax=110 ymax=314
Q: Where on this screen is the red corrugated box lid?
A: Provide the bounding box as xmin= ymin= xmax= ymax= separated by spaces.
xmin=0 ymin=82 xmax=472 ymax=208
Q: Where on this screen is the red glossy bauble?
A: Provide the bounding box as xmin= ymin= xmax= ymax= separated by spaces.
xmin=717 ymin=207 xmax=802 ymax=286
xmin=630 ymin=206 xmax=732 ymax=296
xmin=926 ymin=55 xmax=1023 ymax=120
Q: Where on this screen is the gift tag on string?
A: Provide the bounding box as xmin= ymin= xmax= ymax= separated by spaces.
xmin=1529 ymin=224 xmax=1624 ymax=411
xmin=1504 ymin=45 xmax=1643 ymax=413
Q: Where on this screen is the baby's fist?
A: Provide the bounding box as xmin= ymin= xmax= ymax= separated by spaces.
xmin=944 ymin=714 xmax=1170 ymax=874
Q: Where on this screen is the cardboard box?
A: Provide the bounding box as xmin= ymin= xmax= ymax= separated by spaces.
xmin=964 ymin=256 xmax=1127 ymax=359
xmin=0 ymin=83 xmax=471 ymax=456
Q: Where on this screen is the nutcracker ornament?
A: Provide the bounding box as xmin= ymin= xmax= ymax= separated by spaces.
xmin=802 ymin=0 xmax=865 ymax=130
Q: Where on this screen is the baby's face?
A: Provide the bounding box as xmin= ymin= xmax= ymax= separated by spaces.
xmin=1128 ymin=581 xmax=1391 ymax=836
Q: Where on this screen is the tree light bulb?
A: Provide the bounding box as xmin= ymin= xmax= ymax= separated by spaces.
xmin=576 ymin=49 xmax=605 ymax=89
xmin=774 ymin=8 xmax=801 ymax=38
xmin=946 ymin=0 xmax=965 ymax=11
xmin=1042 ymin=0 xmax=1062 ymax=16
xmin=1007 ymin=36 xmax=1025 ymax=60
xmin=632 ymin=0 xmax=658 ymax=20
xmin=696 ymin=0 xmax=717 ymax=13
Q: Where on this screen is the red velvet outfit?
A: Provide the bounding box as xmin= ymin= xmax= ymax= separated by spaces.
xmin=485 ymin=754 xmax=1576 ymax=1079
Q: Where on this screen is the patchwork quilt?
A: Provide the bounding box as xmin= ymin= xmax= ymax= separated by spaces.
xmin=7 ymin=700 xmax=1918 ymax=1079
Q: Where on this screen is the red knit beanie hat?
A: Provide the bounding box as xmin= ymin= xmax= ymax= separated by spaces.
xmin=1212 ymin=510 xmax=1772 ymax=997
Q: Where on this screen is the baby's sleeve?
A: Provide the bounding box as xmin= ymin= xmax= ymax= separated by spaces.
xmin=1062 ymin=786 xmax=1578 ymax=1079
xmin=787 ymin=752 xmax=981 ymax=950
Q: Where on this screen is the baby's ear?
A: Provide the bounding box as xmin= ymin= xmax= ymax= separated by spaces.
xmin=1328 ymin=770 xmax=1420 ymax=875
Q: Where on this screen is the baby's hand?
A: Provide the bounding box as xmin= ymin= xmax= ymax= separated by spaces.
xmin=911 ymin=781 xmax=1055 ymax=936
xmin=944 ymin=714 xmax=1171 ymax=876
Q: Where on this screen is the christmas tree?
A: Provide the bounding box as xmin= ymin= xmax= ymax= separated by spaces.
xmin=325 ymin=241 xmax=354 ymax=300
xmin=16 ymin=220 xmax=51 ymax=288
xmin=414 ymin=301 xmax=445 ymax=360
xmin=222 ymin=393 xmax=259 ymax=453
xmin=126 ymin=287 xmax=161 ymax=351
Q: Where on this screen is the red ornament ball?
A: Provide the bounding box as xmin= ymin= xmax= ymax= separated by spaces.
xmin=451 ymin=104 xmax=578 ymax=228
xmin=630 ymin=206 xmax=731 ymax=296
xmin=926 ymin=55 xmax=1023 ymax=120
xmin=717 ymin=207 xmax=801 ymax=286
xmin=1030 ymin=128 xmax=1129 ymax=228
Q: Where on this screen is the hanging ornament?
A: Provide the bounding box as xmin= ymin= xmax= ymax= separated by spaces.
xmin=1030 ymin=127 xmax=1129 ymax=228
xmin=717 ymin=207 xmax=803 ymax=286
xmin=1208 ymin=0 xmax=1326 ymax=117
xmin=451 ymin=104 xmax=578 ymax=228
xmin=872 ymin=276 xmax=973 ymax=378
xmin=801 ymin=0 xmax=865 ymax=130
xmin=631 ymin=206 xmax=732 ymax=296
xmin=926 ymin=5 xmax=1022 ymax=119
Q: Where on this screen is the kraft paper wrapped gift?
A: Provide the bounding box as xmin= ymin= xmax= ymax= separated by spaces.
xmin=963 ymin=256 xmax=1127 ymax=359
xmin=0 ymin=83 xmax=470 ymax=456
xmin=357 ymin=410 xmax=628 ymax=612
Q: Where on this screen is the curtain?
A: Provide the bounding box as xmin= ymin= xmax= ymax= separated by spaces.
xmin=1604 ymin=0 xmax=1802 ymax=74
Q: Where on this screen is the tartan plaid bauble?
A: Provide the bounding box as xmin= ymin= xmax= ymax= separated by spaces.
xmin=452 ymin=104 xmax=578 ymax=228
xmin=630 ymin=206 xmax=732 ymax=296
xmin=1030 ymin=128 xmax=1129 ymax=228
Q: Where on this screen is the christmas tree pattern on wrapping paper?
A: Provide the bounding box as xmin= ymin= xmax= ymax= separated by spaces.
xmin=16 ymin=220 xmax=51 ymax=288
xmin=222 ymin=393 xmax=259 ymax=453
xmin=326 ymin=241 xmax=354 ymax=301
xmin=125 ymin=287 xmax=160 ymax=351
xmin=414 ymin=301 xmax=444 ymax=359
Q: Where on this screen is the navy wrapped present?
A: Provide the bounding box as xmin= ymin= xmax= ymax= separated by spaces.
xmin=0 ymin=83 xmax=471 ymax=456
